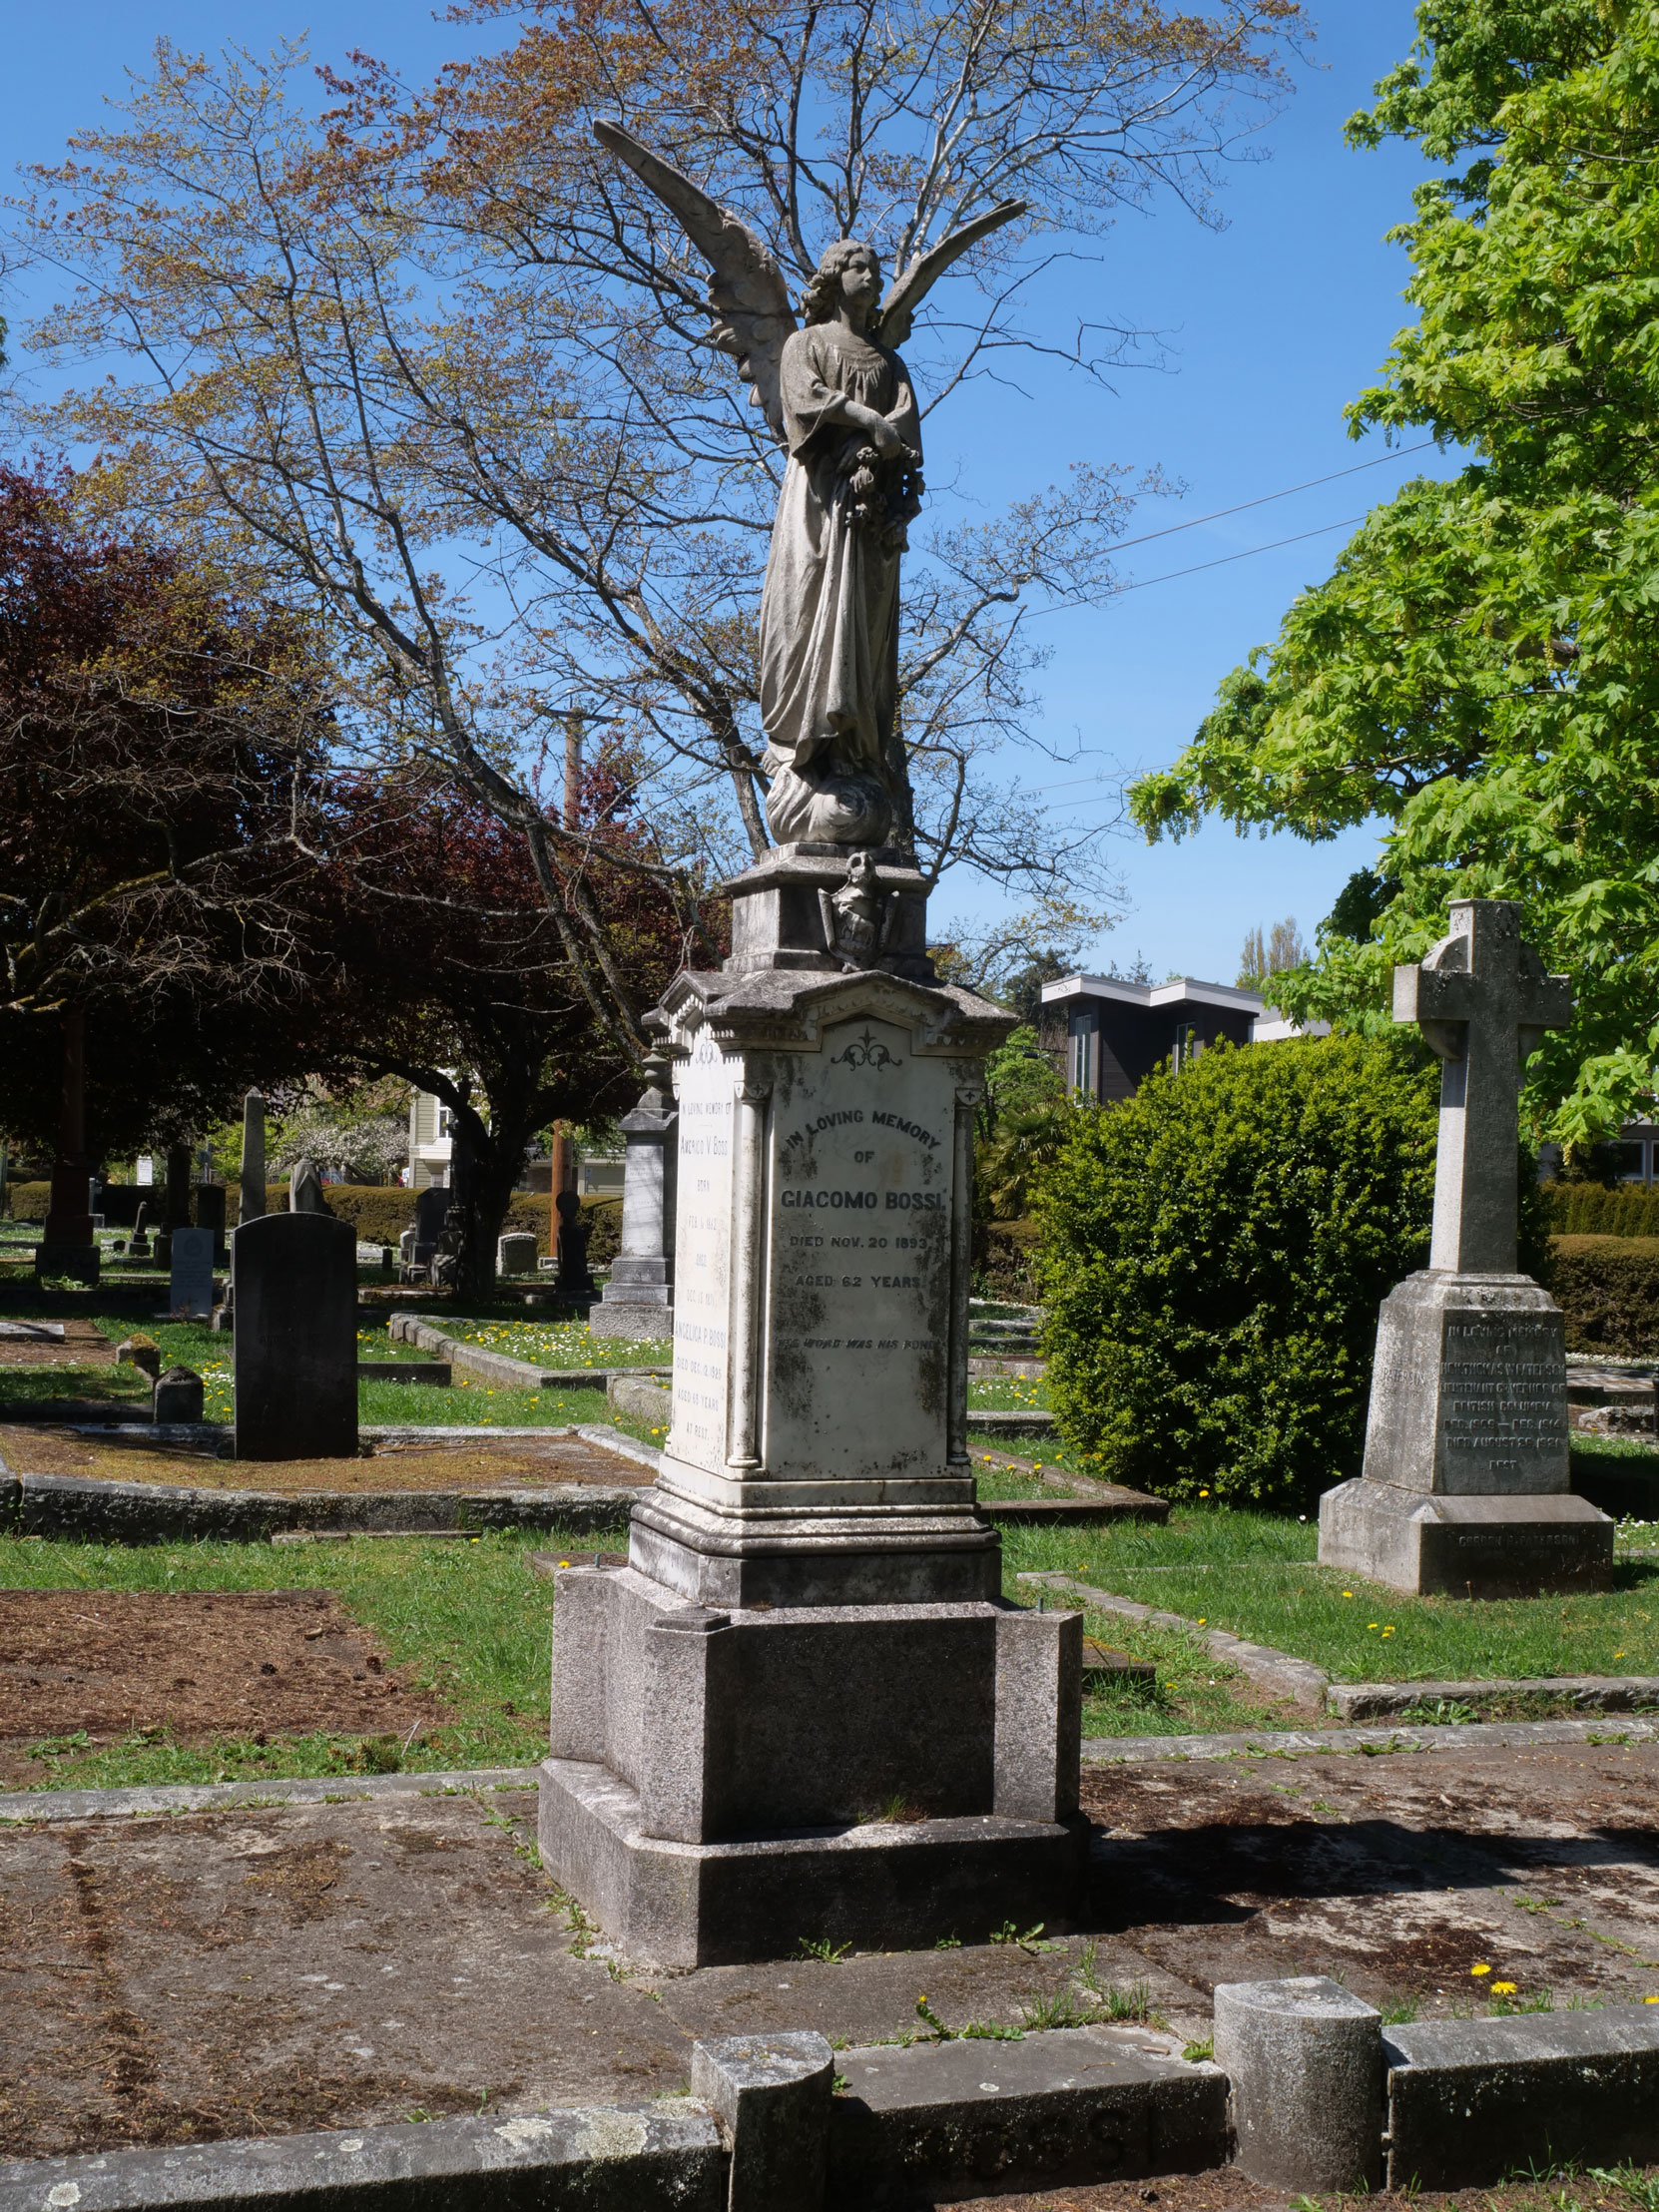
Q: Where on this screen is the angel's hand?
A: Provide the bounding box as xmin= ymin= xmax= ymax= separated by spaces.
xmin=863 ymin=414 xmax=904 ymax=458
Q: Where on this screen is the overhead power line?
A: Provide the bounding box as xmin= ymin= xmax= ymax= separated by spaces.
xmin=1111 ymin=440 xmax=1437 ymax=558
xmin=1119 ymin=513 xmax=1370 ymax=593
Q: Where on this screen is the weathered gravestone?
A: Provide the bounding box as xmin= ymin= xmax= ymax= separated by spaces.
xmin=127 ymin=1202 xmax=152 ymax=1260
xmin=589 ymin=1053 xmax=677 ymax=1339
xmin=552 ymin=1189 xmax=597 ymax=1306
xmin=195 ymin=1182 xmax=228 ymax=1266
xmin=408 ymin=1185 xmax=449 ymax=1272
xmin=232 ymin=1213 xmax=358 ymax=1459
xmin=154 ymin=1365 xmax=205 ymax=1423
xmin=1320 ymin=898 xmax=1614 ymax=1596
xmin=288 ymin=1157 xmax=331 ymax=1214
xmin=167 ymin=1227 xmax=216 ymax=1322
xmin=238 ymin=1090 xmax=267 ymax=1227
xmin=497 ymin=1231 xmax=539 ymax=1277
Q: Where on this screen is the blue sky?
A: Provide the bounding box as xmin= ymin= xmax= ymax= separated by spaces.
xmin=1 ymin=2 xmax=1441 ymax=988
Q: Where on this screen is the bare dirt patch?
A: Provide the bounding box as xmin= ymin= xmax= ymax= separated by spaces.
xmin=0 ymin=1320 xmax=114 ymax=1368
xmin=0 ymin=1424 xmax=652 ymax=1491
xmin=5 ymin=1742 xmax=1659 ymax=2164
xmin=0 ymin=1589 xmax=451 ymax=1781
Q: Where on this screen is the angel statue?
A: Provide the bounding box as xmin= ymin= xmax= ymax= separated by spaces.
xmin=595 ymin=123 xmax=1024 ymax=851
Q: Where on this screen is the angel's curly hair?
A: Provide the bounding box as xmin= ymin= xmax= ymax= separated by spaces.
xmin=800 ymin=239 xmax=883 ymax=327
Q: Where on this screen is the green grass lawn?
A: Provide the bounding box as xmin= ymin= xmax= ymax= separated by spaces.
xmin=999 ymin=1504 xmax=1659 ymax=1712
xmin=0 ymin=1524 xmax=621 ymax=1793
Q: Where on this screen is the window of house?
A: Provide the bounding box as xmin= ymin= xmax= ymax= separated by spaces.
xmin=1071 ymin=1023 xmax=1096 ymax=1096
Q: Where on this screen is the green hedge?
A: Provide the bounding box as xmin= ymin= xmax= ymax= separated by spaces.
xmin=1544 ymin=1182 xmax=1659 ymax=1237
xmin=1034 ymin=1034 xmax=1442 ymax=1510
xmin=1546 ymin=1236 xmax=1659 ymax=1355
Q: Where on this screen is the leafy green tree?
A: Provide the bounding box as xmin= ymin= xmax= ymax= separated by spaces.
xmin=1129 ymin=1 xmax=1659 ymax=1145
xmin=974 ymin=1025 xmax=1068 ymax=1222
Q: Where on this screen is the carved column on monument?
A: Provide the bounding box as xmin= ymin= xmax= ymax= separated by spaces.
xmin=588 ymin=1051 xmax=679 ymax=1340
xmin=1319 ymin=899 xmax=1612 ymax=1596
xmin=538 ymin=843 xmax=1087 ymax=1967
xmin=37 ymin=1008 xmax=99 ymax=1284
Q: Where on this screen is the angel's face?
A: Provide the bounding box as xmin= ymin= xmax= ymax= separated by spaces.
xmin=838 ymin=248 xmax=881 ymax=313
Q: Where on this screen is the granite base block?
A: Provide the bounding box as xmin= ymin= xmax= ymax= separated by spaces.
xmin=828 ymin=2027 xmax=1228 ymax=2205
xmin=537 ymin=1755 xmax=1090 ymax=1969
xmin=588 ymin=1300 xmax=674 ymax=1341
xmin=1385 ymin=2007 xmax=1659 ymax=2189
xmin=1319 ymin=1477 xmax=1613 ymax=1597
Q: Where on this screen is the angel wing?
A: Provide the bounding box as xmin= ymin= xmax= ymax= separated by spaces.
xmin=873 ymin=200 xmax=1029 ymax=348
xmin=594 ymin=119 xmax=797 ymax=443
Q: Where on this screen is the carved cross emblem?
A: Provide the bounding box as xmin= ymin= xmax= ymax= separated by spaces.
xmin=1393 ymin=899 xmax=1571 ymax=1274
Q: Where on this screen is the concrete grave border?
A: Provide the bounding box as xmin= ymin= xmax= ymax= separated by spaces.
xmin=1027 ymin=1568 xmax=1659 ymax=1726
xmin=0 ymin=1423 xmax=658 ymax=1541
xmin=0 ymin=1985 xmax=1657 ymax=2203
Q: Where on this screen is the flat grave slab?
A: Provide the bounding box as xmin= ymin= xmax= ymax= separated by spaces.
xmin=0 ymin=1320 xmax=113 ymax=1369
xmin=0 ymin=1589 xmax=450 ymax=1786
xmin=4 ymin=1736 xmax=1659 ymax=2165
xmin=0 ymin=1425 xmax=654 ymax=1494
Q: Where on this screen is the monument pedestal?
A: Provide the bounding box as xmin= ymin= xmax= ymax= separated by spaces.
xmin=1320 ymin=1270 xmax=1612 ymax=1596
xmin=539 ymin=1565 xmax=1085 ymax=1968
xmin=539 ymin=847 xmax=1086 ymax=1962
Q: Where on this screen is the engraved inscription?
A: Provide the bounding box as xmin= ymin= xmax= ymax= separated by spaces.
xmin=1435 ymin=1318 xmax=1567 ymax=1479
xmin=766 ymin=1015 xmax=955 ymax=1477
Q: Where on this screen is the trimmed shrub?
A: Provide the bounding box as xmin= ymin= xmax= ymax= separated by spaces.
xmin=1546 ymin=1235 xmax=1659 ymax=1355
xmin=1034 ymin=1035 xmax=1441 ymax=1509
xmin=1544 ymin=1182 xmax=1659 ymax=1237
xmin=6 ymin=1181 xmax=50 ymax=1222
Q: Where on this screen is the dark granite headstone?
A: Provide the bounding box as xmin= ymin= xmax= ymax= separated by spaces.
xmin=553 ymin=1189 xmax=597 ymax=1304
xmin=195 ymin=1183 xmax=228 ymax=1265
xmin=409 ymin=1184 xmax=449 ymax=1270
xmin=232 ymin=1212 xmax=357 ymax=1459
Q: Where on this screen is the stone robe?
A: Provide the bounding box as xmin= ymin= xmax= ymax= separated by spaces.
xmin=758 ymin=323 xmax=920 ymax=842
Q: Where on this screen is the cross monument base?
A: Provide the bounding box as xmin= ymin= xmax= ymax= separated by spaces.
xmin=1320 ymin=1270 xmax=1613 ymax=1596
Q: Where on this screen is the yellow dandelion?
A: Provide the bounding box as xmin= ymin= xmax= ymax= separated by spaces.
xmin=1342 ymin=1591 xmax=1353 ymax=1599
xmin=558 ymin=1559 xmax=571 ymax=1568
xmin=1490 ymin=1982 xmax=1517 ymax=1995
xmin=1470 ymin=1963 xmax=1491 ymax=1977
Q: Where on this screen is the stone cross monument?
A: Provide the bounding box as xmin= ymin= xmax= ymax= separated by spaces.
xmin=1320 ymin=899 xmax=1613 ymax=1596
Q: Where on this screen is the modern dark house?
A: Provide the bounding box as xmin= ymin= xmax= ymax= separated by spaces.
xmin=1040 ymin=972 xmax=1320 ymax=1103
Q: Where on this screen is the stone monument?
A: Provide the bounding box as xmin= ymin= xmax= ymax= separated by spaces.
xmin=238 ymin=1090 xmax=267 ymax=1227
xmin=497 ymin=1230 xmax=539 ymax=1278
xmin=36 ymin=1009 xmax=99 ymax=1284
xmin=588 ymin=1053 xmax=678 ymax=1340
xmin=289 ymin=1157 xmax=331 ymax=1214
xmin=167 ymin=1226 xmax=216 ymax=1322
xmin=233 ymin=1213 xmax=358 ymax=1459
xmin=408 ymin=1185 xmax=449 ymax=1275
xmin=552 ymin=1189 xmax=597 ymax=1307
xmin=1320 ymin=898 xmax=1613 ymax=1596
xmin=539 ymin=130 xmax=1079 ymax=1972
xmin=196 ymin=1181 xmax=228 ymax=1266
